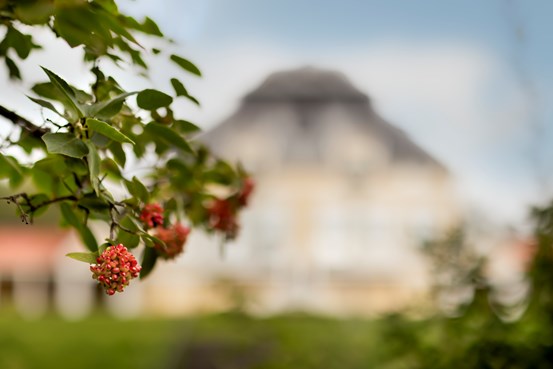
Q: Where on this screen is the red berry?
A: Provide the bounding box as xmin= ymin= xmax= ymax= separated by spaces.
xmin=139 ymin=203 xmax=164 ymax=229
xmin=90 ymin=244 xmax=142 ymax=295
xmin=153 ymin=223 xmax=191 ymax=259
xmin=237 ymin=177 xmax=255 ymax=207
xmin=206 ymin=198 xmax=239 ymax=239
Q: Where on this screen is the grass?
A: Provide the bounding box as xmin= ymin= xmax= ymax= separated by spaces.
xmin=1 ymin=307 xmax=547 ymax=369
xmin=0 ymin=309 xmax=399 ymax=369
xmin=0 ymin=309 xmax=180 ymax=369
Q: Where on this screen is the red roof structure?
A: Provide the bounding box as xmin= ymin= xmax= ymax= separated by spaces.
xmin=0 ymin=226 xmax=69 ymax=274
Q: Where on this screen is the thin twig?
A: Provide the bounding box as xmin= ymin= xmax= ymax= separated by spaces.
xmin=1 ymin=193 xmax=78 ymax=224
xmin=0 ymin=105 xmax=50 ymax=138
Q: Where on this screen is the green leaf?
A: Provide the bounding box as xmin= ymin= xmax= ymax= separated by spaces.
xmin=42 ymin=133 xmax=89 ymax=158
xmin=136 ymin=89 xmax=173 ymax=110
xmin=116 ymin=215 xmax=140 ymax=249
xmin=141 ymin=17 xmax=163 ymax=36
xmin=78 ymin=223 xmax=98 ymax=252
xmin=78 ymin=196 xmax=110 ymax=212
xmin=60 ymin=203 xmax=98 ymax=252
xmin=100 ymin=11 xmax=140 ymax=46
xmin=108 ymin=142 xmax=126 ymax=168
xmin=144 ymin=122 xmax=194 ymax=154
xmin=98 ymin=243 xmax=108 ymax=255
xmin=140 ymin=246 xmax=158 ymax=279
xmin=13 ymin=2 xmax=55 ymax=24
xmin=174 ymin=119 xmax=201 ymax=134
xmin=5 ymin=57 xmax=21 ymax=80
xmin=89 ymin=91 xmax=137 ymax=119
xmin=170 ymin=78 xmax=188 ymax=96
xmin=170 ymin=78 xmax=201 ymax=106
xmin=28 ymin=194 xmax=50 ymax=217
xmin=6 ymin=27 xmax=36 ymax=59
xmin=125 ymin=176 xmax=149 ymax=203
xmin=54 ymin=6 xmax=111 ymax=52
xmin=66 ymin=252 xmax=98 ymax=264
xmin=27 ymin=96 xmax=63 ymax=117
xmin=184 ymin=94 xmax=200 ymax=106
xmin=101 ymin=157 xmax=122 ymax=179
xmin=85 ymin=141 xmax=100 ymax=194
xmin=59 ymin=202 xmax=80 ymax=229
xmin=132 ymin=176 xmax=149 ymax=202
xmin=0 ymin=154 xmax=23 ymax=179
xmin=86 ymin=118 xmax=135 ymax=144
xmin=41 ymin=67 xmax=84 ymax=119
xmin=170 ymin=54 xmax=202 ymax=77
xmin=32 ymin=82 xmax=63 ymax=101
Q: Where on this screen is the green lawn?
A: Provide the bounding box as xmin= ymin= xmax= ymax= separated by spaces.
xmin=0 ymin=309 xmax=434 ymax=369
xmin=0 ymin=310 xmax=180 ymax=369
xmin=0 ymin=307 xmax=550 ymax=369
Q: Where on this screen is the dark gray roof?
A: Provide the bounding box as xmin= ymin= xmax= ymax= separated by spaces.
xmin=201 ymin=67 xmax=446 ymax=171
xmin=244 ymin=66 xmax=369 ymax=104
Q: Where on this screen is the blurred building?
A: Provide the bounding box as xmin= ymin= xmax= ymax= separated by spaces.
xmin=0 ymin=67 xmax=461 ymax=318
xmin=146 ymin=67 xmax=460 ymax=316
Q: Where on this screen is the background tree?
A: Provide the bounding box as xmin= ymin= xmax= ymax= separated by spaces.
xmin=0 ymin=0 xmax=252 ymax=294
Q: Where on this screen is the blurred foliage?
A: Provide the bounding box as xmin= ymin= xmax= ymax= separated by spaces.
xmin=0 ymin=0 xmax=252 ymax=283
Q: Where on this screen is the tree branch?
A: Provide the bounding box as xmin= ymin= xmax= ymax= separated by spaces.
xmin=1 ymin=193 xmax=77 ymax=224
xmin=0 ymin=104 xmax=50 ymax=138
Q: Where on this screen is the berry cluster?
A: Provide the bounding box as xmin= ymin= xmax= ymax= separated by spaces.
xmin=237 ymin=177 xmax=255 ymax=206
xmin=207 ymin=198 xmax=239 ymax=239
xmin=206 ymin=177 xmax=255 ymax=239
xmin=139 ymin=203 xmax=164 ymax=228
xmin=90 ymin=244 xmax=141 ymax=295
xmin=140 ymin=203 xmax=192 ymax=260
xmin=154 ymin=223 xmax=191 ymax=259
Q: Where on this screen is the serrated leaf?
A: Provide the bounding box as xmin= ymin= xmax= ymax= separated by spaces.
xmin=42 ymin=133 xmax=89 ymax=158
xmin=86 ymin=118 xmax=134 ymax=144
xmin=170 ymin=54 xmax=201 ymax=77
xmin=145 ymin=122 xmax=194 ymax=154
xmin=85 ymin=141 xmax=100 ymax=194
xmin=66 ymin=252 xmax=98 ymax=264
xmin=41 ymin=67 xmax=84 ymax=119
xmin=136 ymin=89 xmax=172 ymax=110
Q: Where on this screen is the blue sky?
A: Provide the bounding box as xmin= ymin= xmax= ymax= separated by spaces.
xmin=115 ymin=0 xmax=553 ymax=226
